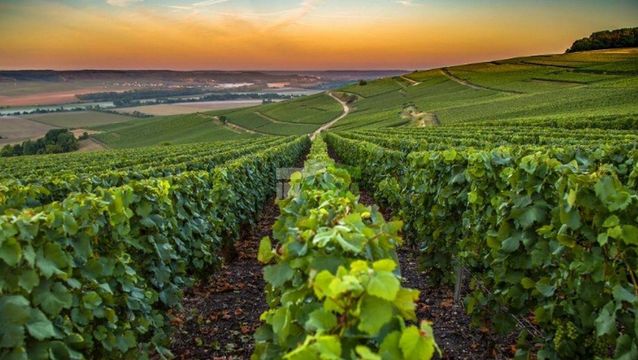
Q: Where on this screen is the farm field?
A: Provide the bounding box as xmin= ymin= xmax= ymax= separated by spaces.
xmin=24 ymin=110 xmax=136 ymax=128
xmin=0 ymin=81 xmax=124 ymax=105
xmin=1 ymin=47 xmax=638 ymax=360
xmin=0 ymin=116 xmax=56 ymax=145
xmin=91 ymin=92 xmax=347 ymax=143
xmin=0 ymin=111 xmax=136 ymax=146
xmin=115 ymin=99 xmax=264 ymax=116
xmin=202 ymin=92 xmax=344 ymax=135
xmin=92 ymin=113 xmax=256 ymax=147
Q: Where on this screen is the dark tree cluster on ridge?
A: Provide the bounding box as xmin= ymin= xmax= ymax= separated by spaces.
xmin=567 ymin=27 xmax=638 ymax=52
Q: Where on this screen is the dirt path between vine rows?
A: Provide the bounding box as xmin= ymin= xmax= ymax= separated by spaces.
xmin=169 ymin=150 xmax=308 ymax=359
xmin=168 ymin=200 xmax=277 ymax=359
xmin=400 ymin=75 xmax=421 ymax=86
xmin=355 ymin=189 xmax=515 ymax=359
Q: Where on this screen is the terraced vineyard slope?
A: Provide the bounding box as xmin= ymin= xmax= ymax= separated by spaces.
xmin=333 ymin=48 xmax=638 ymax=129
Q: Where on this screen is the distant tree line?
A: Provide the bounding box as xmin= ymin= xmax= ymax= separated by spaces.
xmin=77 ymin=88 xmax=208 ymax=105
xmin=1 ymin=129 xmax=79 ymax=157
xmin=2 ymin=105 xmax=102 ymax=117
xmin=77 ymin=89 xmax=296 ymax=107
xmin=96 ymin=108 xmax=153 ymax=118
xmin=566 ymin=27 xmax=638 ymax=53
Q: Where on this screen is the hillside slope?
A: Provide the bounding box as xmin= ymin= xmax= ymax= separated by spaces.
xmin=92 ymin=113 xmax=255 ymax=148
xmin=91 ymin=48 xmax=638 ymax=148
xmin=333 ymin=48 xmax=638 ymax=130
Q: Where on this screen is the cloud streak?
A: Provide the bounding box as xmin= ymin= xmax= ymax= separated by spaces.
xmin=106 ymin=0 xmax=143 ymax=7
xmin=165 ymin=0 xmax=229 ymax=11
xmin=395 ymin=0 xmax=421 ymax=6
xmin=167 ymin=0 xmax=326 ymax=32
xmin=267 ymin=0 xmax=326 ymax=30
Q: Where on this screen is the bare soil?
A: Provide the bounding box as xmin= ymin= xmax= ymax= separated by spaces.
xmin=0 ymin=87 xmax=126 ymax=107
xmin=116 ymin=100 xmax=263 ymax=116
xmin=0 ymin=116 xmax=56 ymax=145
xmin=70 ymin=128 xmax=101 ymax=137
xmin=78 ymin=138 xmax=106 ymax=152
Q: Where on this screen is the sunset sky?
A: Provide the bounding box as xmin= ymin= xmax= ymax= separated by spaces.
xmin=0 ymin=0 xmax=636 ymax=70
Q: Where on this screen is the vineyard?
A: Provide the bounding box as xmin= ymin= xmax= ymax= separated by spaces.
xmin=1 ymin=48 xmax=637 ymax=360
xmin=0 ymin=136 xmax=310 ymax=358
xmin=324 ymin=124 xmax=638 ymax=359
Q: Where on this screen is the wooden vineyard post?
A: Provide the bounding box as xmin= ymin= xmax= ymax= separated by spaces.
xmin=454 ymin=263 xmax=463 ymax=303
xmin=276 ymin=167 xmax=303 ymax=199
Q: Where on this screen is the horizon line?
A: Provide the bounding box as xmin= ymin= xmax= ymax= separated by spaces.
xmin=0 ymin=68 xmax=410 ymax=72
xmin=0 ymin=49 xmax=581 ymax=73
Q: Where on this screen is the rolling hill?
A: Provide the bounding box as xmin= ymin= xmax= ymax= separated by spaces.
xmin=88 ymin=48 xmax=638 ymax=148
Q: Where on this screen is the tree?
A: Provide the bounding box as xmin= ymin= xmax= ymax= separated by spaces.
xmin=1 ymin=145 xmax=14 ymax=157
xmin=0 ymin=129 xmax=79 ymax=157
xmin=567 ymin=27 xmax=638 ymax=53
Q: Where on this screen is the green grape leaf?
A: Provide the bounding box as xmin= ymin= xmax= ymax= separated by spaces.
xmin=18 ymin=270 xmax=40 ymax=292
xmin=26 ymin=308 xmax=56 ymax=340
xmin=0 ymin=238 xmax=22 ymax=266
xmin=264 ymin=262 xmax=294 ymax=287
xmin=313 ymin=270 xmax=335 ymax=299
xmin=501 ymin=236 xmax=520 ymax=253
xmin=400 ymin=324 xmax=436 ymax=360
xmin=258 ymin=236 xmax=274 ymax=263
xmin=393 ymin=288 xmax=419 ymax=320
xmin=311 ymin=335 xmax=341 ymax=359
xmin=379 ymin=331 xmax=402 ymax=359
xmin=399 ymin=326 xmax=420 ymax=358
xmin=621 ymin=225 xmax=638 ymax=245
xmin=305 ymin=308 xmax=337 ymax=333
xmin=356 ymin=345 xmax=381 ymax=360
xmin=535 ymin=279 xmax=555 ymax=297
xmin=358 ymin=295 xmax=393 ymax=335
xmin=372 ymin=259 xmax=396 ymax=272
xmin=518 ymin=206 xmax=545 ymax=229
xmin=33 ymin=282 xmax=72 ymax=316
xmin=520 ymin=277 xmax=535 ymax=289
xmin=0 ymin=295 xmax=30 ymax=348
xmin=35 ymin=243 xmax=69 ymax=278
xmin=614 ymin=334 xmax=638 ymax=360
xmin=595 ymin=303 xmax=616 ymax=336
xmin=367 ymin=271 xmax=400 ymax=301
xmin=270 ymin=307 xmax=291 ymax=345
xmin=594 ymin=176 xmax=631 ymax=211
xmin=330 ymin=275 xmax=363 ymax=296
xmin=603 ymin=215 xmax=620 ymax=228
xmin=82 ymin=291 xmax=102 ymax=310
xmin=613 ymin=285 xmax=636 ymax=304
